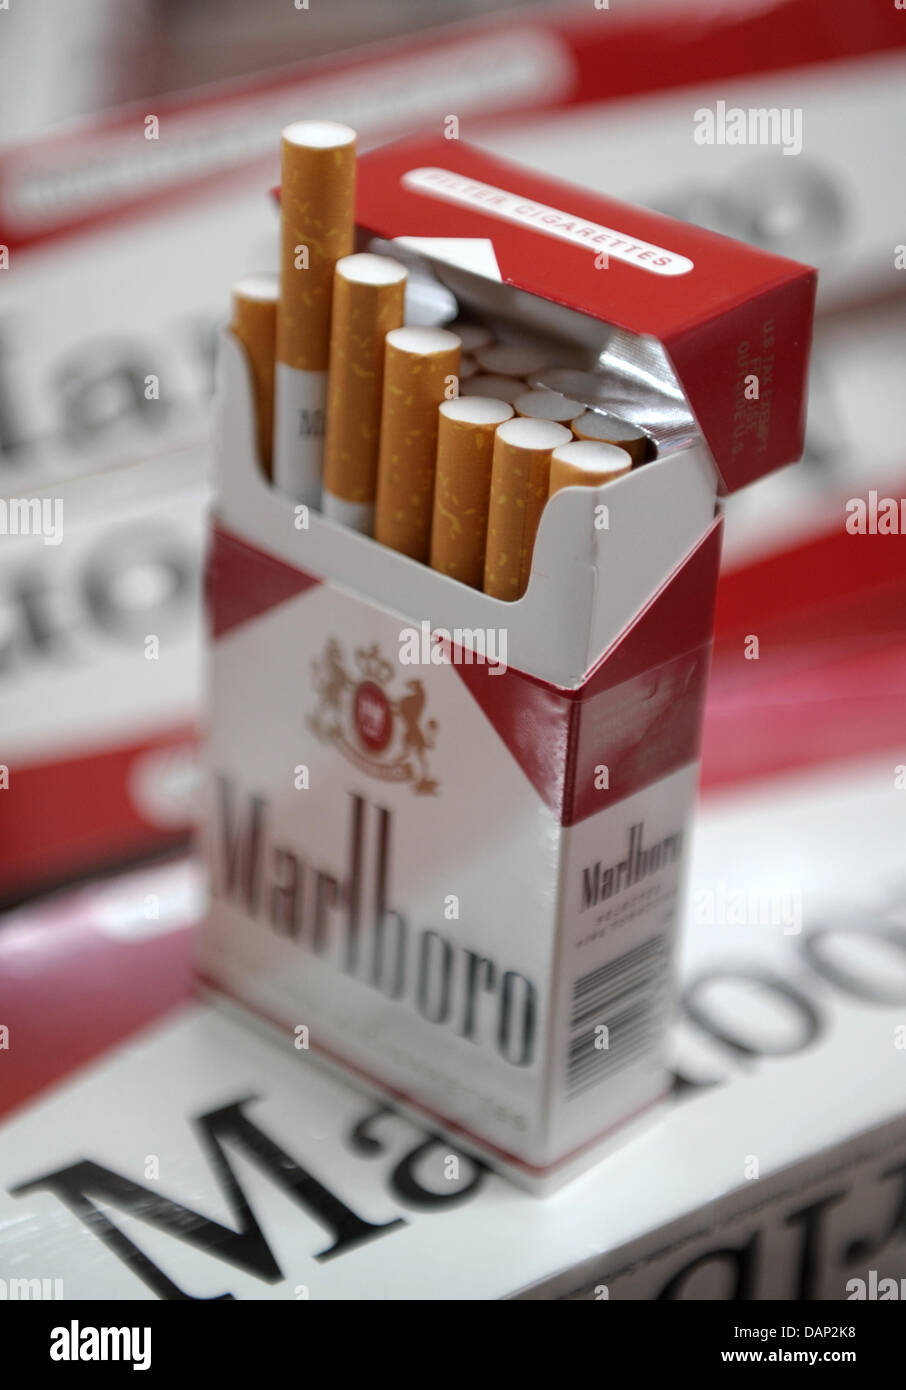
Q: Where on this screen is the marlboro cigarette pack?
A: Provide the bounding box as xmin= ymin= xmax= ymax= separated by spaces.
xmin=200 ymin=138 xmax=815 ymax=1190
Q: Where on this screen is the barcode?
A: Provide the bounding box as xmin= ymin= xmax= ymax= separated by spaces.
xmin=566 ymin=935 xmax=669 ymax=1099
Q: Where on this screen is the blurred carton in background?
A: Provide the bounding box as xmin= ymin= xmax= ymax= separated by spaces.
xmin=2 ymin=0 xmax=904 ymax=904
xmin=0 ymin=2 xmax=589 ymax=903
xmin=2 ymin=756 xmax=905 ymax=1295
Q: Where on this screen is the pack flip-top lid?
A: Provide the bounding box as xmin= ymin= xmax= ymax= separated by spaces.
xmin=354 ymin=137 xmax=817 ymax=494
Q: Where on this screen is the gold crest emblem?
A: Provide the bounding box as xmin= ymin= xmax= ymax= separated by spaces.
xmin=309 ymin=638 xmax=439 ymax=795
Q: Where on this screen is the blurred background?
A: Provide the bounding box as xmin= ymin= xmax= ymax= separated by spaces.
xmin=2 ymin=0 xmax=904 ymax=905
xmin=0 ymin=0 xmax=903 ymax=888
xmin=0 ymin=0 xmax=905 ymax=1300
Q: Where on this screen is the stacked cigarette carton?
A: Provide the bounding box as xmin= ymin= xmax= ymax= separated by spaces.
xmin=4 ymin=757 xmax=906 ymax=1300
xmin=0 ymin=194 xmax=211 ymax=904
xmin=200 ymin=128 xmax=816 ymax=1190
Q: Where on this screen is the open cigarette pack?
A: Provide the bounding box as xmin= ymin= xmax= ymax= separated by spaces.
xmin=200 ymin=134 xmax=815 ymax=1191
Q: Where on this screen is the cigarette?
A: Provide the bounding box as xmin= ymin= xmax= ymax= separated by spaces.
xmin=513 ymin=388 xmax=584 ymax=424
xmin=273 ymin=119 xmax=356 ymax=506
xmin=430 ymin=395 xmax=514 ymax=589
xmin=548 ymin=439 xmax=632 ymax=497
xmin=483 ymin=417 xmax=572 ymax=601
xmin=461 ymin=374 xmax=525 ymax=405
xmin=571 ymin=410 xmax=649 ymax=465
xmin=475 ymin=343 xmax=552 ymax=378
xmin=374 ymin=326 xmax=462 ymax=562
xmin=231 ymin=273 xmax=278 ymax=478
xmin=322 ymin=253 xmax=407 ymax=532
xmin=450 ymin=322 xmax=494 ymax=354
xmin=459 ymin=356 xmax=479 ymax=380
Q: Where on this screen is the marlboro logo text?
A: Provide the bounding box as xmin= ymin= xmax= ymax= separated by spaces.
xmin=581 ymin=822 xmax=683 ymax=911
xmin=215 ymin=779 xmax=538 ymax=1066
xmin=11 ymin=1098 xmax=487 ymax=1301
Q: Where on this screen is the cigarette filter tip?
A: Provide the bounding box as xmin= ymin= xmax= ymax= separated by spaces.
xmin=548 ymin=439 xmax=631 ymax=497
xmin=277 ymin=120 xmax=357 ymax=374
xmin=450 ymin=321 xmax=495 ymax=354
xmin=513 ymin=388 xmax=584 ymax=424
xmin=374 ymin=326 xmax=462 ymax=562
xmin=322 ymin=252 xmax=407 ymax=531
xmin=273 ymin=120 xmax=357 ymax=504
xmin=461 ymin=374 xmax=525 ymax=405
xmin=231 ymin=272 xmax=278 ymax=477
xmin=475 ymin=343 xmax=552 ymax=379
xmin=571 ymin=410 xmax=649 ymax=464
xmin=430 ymin=395 xmax=514 ymax=589
xmin=483 ymin=416 xmax=572 ymax=601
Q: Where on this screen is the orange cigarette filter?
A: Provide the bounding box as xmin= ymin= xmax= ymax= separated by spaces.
xmin=461 ymin=374 xmax=525 ymax=405
xmin=322 ymin=253 xmax=407 ymax=530
xmin=231 ymin=273 xmax=278 ymax=477
xmin=273 ymin=120 xmax=357 ymax=504
xmin=548 ymin=439 xmax=632 ymax=497
xmin=430 ymin=396 xmax=514 ymax=589
xmin=276 ymin=120 xmax=356 ymax=373
xmin=571 ymin=410 xmax=649 ymax=465
xmin=513 ymin=388 xmax=584 ymax=424
xmin=374 ymin=327 xmax=462 ymax=562
xmin=483 ymin=417 xmax=572 ymax=601
xmin=475 ymin=343 xmax=552 ymax=378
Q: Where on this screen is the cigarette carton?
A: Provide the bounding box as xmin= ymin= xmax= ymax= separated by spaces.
xmin=199 ymin=139 xmax=815 ymax=1190
xmin=0 ymin=455 xmax=203 ymax=906
xmin=4 ymin=758 xmax=905 ymax=1299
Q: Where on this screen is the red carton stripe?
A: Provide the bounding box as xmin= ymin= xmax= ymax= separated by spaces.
xmin=451 ymin=523 xmax=722 ymax=823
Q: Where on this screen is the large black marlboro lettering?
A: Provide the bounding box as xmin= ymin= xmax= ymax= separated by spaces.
xmin=215 ymin=777 xmax=537 ymax=1066
xmin=11 ymin=1099 xmax=401 ymax=1300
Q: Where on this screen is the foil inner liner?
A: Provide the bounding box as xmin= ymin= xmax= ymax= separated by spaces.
xmin=532 ymin=329 xmax=698 ymax=458
xmin=368 ymin=240 xmax=701 ymax=459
